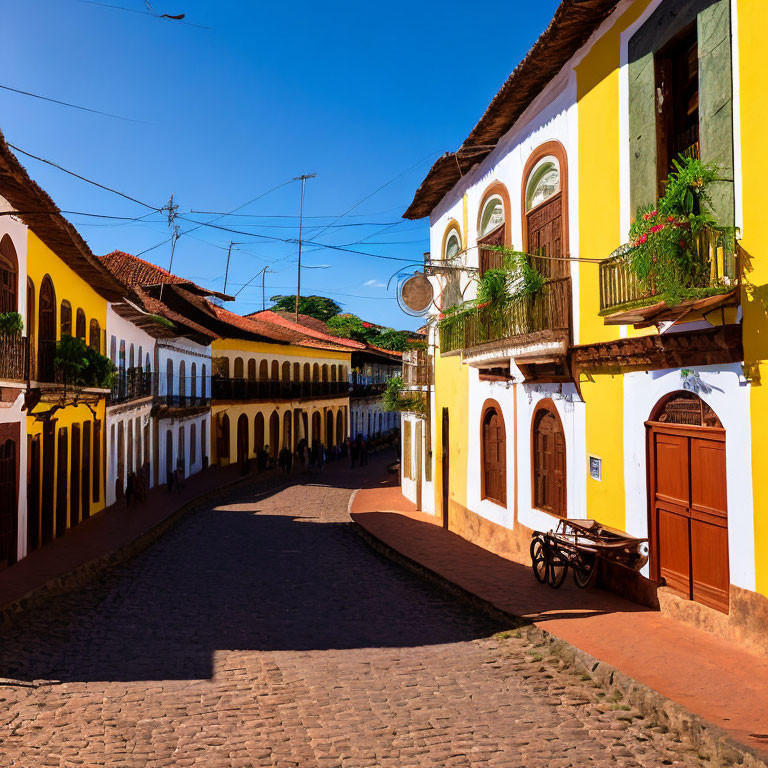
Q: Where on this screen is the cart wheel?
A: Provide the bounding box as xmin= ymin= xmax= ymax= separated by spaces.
xmin=547 ymin=556 xmax=568 ymax=588
xmin=573 ymin=553 xmax=598 ymax=589
xmin=530 ymin=537 xmax=548 ymax=584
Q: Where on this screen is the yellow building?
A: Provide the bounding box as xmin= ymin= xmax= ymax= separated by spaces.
xmin=402 ymin=0 xmax=766 ymax=650
xmin=207 ymin=307 xmax=358 ymax=469
xmin=0 ymin=135 xmax=125 ymax=562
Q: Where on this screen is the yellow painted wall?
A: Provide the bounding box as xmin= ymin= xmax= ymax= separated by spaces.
xmin=26 ymin=230 xmax=108 ymax=354
xmin=212 ymin=338 xmax=351 ymax=362
xmin=574 ymin=1 xmax=652 ymax=531
xmin=433 ymin=351 xmax=470 ymax=515
xmin=737 ymin=0 xmax=768 ymax=597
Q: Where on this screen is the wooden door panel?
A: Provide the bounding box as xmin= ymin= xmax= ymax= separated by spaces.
xmin=690 ymin=437 xmax=727 ymax=521
xmin=658 ymin=506 xmax=691 ymax=598
xmin=654 ymin=432 xmax=689 ymax=505
xmin=691 ymin=518 xmax=729 ymax=612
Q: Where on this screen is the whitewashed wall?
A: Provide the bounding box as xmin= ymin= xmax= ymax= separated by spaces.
xmin=158 ymin=412 xmax=210 ymax=482
xmin=157 ymin=339 xmax=212 ymax=398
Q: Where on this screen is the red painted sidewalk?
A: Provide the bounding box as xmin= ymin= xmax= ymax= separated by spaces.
xmin=0 ymin=462 xmax=278 ymax=614
xmin=351 ymin=481 xmax=768 ymax=760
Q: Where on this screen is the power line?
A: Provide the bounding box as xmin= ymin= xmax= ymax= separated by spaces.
xmin=0 ymin=83 xmax=146 ymax=123
xmin=74 ymin=0 xmax=211 ymax=28
xmin=7 ymin=142 xmax=160 ymax=209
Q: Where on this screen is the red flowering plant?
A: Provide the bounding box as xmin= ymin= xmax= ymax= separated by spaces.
xmin=627 ymin=157 xmax=737 ymax=305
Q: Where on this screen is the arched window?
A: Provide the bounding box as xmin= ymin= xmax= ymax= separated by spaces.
xmin=75 ymin=308 xmax=86 ymax=340
xmin=60 ymin=300 xmax=72 ymax=337
xmin=247 ymin=359 xmax=256 ymax=381
xmin=330 ymin=365 xmax=337 ymax=382
xmin=110 ymin=336 xmax=116 ymax=364
xmin=477 ymin=183 xmax=510 ymax=275
xmin=322 ymin=364 xmax=329 ymax=382
xmin=481 ymin=401 xmax=506 ymax=505
xmin=233 ymin=357 xmax=244 ymax=379
xmin=89 ymin=319 xmax=101 ymax=352
xmin=37 ymin=276 xmax=56 ymax=381
xmin=532 ymin=400 xmax=566 ymax=517
xmin=270 ymin=360 xmax=279 ymax=381
xmin=178 ymin=360 xmax=186 ymax=397
xmin=190 ymin=423 xmax=197 ymax=465
xmin=269 ymin=410 xmax=280 ymax=457
xmin=440 ymin=224 xmax=463 ymax=309
xmin=166 ymin=358 xmax=174 ymax=398
xmin=119 ymin=340 xmax=126 ymax=372
xmin=0 ymin=235 xmax=18 ymax=313
xmin=303 ymin=363 xmax=310 ymax=382
xmin=293 ymin=362 xmax=300 ymax=382
xmin=523 ymin=142 xmax=568 ymax=279
xmin=191 ymin=362 xmax=197 ymax=398
xmin=254 ymin=412 xmax=265 ymax=453
xmin=219 ymin=413 xmax=230 ymax=460
xmin=282 ymin=361 xmax=291 ymax=381
xmin=312 ymin=363 xmax=320 ymax=382
xmin=259 ymin=360 xmax=268 ymax=380
xmin=217 ymin=357 xmax=230 ymax=378
xmin=201 ymin=364 xmax=207 ymax=398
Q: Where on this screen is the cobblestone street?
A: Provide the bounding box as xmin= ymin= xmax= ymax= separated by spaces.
xmin=0 ymin=460 xmax=711 ymax=767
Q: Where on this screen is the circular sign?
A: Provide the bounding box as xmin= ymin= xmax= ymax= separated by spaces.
xmin=400 ymin=273 xmax=433 ymax=313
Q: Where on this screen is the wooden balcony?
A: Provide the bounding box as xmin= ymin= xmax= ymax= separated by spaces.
xmin=0 ymin=334 xmax=29 ymax=381
xmin=402 ymin=348 xmax=432 ymax=387
xmin=599 ymin=234 xmax=738 ymax=316
xmin=440 ymin=277 xmax=571 ymax=354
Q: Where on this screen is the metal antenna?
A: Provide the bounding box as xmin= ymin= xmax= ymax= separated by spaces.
xmin=293 ymin=173 xmax=316 ymax=322
xmin=223 ymin=241 xmax=244 ymax=295
xmin=160 ymin=224 xmax=180 ymax=302
xmin=262 ymin=266 xmax=272 ymax=310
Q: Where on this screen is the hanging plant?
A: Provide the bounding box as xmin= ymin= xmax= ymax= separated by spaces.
xmin=382 ymin=376 xmax=427 ymax=416
xmin=627 ymin=156 xmax=737 ymax=305
xmin=0 ymin=311 xmax=23 ymax=335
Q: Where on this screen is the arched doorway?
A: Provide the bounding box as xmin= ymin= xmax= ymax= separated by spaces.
xmin=532 ymin=400 xmax=566 ymax=517
xmin=647 ymin=391 xmax=729 ymax=612
xmin=254 ymin=412 xmax=265 ymax=454
xmin=311 ymin=411 xmax=321 ymax=445
xmin=218 ymin=414 xmax=230 ymax=463
xmin=0 ymin=438 xmax=18 ymax=569
xmin=38 ymin=276 xmax=56 ymax=381
xmin=282 ymin=410 xmax=292 ymax=450
xmin=481 ymin=401 xmax=506 ymax=506
xmin=269 ymin=410 xmax=280 ymax=458
xmin=336 ymin=410 xmax=344 ymax=444
xmin=325 ymin=410 xmax=333 ymax=448
xmin=236 ymin=414 xmax=249 ymax=474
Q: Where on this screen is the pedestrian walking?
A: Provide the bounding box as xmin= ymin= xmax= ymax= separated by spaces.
xmin=175 ymin=457 xmax=185 ymax=494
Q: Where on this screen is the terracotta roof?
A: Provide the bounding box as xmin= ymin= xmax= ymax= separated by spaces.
xmin=247 ymin=310 xmax=365 ymax=352
xmin=404 ymin=0 xmax=620 ymax=219
xmin=101 ymin=251 xmax=232 ymax=300
xmin=208 ymin=303 xmax=300 ymax=344
xmin=0 ymin=134 xmax=127 ymax=300
xmin=268 ymin=310 xmax=336 ymax=335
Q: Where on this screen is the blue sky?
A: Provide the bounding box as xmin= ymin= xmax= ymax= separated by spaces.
xmin=3 ymin=0 xmax=560 ymax=329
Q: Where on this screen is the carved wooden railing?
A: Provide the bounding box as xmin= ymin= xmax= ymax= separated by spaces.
xmin=599 ymin=232 xmax=738 ymax=314
xmin=0 ymin=333 xmax=29 ymax=381
xmin=402 ymin=348 xmax=432 ymax=387
xmin=440 ymin=277 xmax=571 ymax=354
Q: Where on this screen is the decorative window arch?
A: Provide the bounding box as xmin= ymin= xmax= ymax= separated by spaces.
xmin=322 ymin=364 xmax=329 ymax=382
xmin=60 ymin=300 xmax=72 ymax=337
xmin=282 ymin=361 xmax=291 ymax=381
xmin=441 ymin=220 xmax=463 ymax=263
xmin=477 ymin=182 xmax=512 ymax=275
xmin=521 ymin=141 xmax=569 ymax=279
xmin=233 ymin=357 xmax=244 ymax=379
xmin=0 ymin=235 xmax=18 ymax=313
xmin=293 ymin=362 xmax=300 ymax=382
xmin=37 ymin=276 xmax=56 ymax=381
xmin=75 ymin=308 xmax=86 ymax=340
xmin=531 ymin=399 xmax=566 ymax=517
xmin=89 ymin=319 xmax=101 ymax=352
xmin=191 ymin=362 xmax=197 ymax=398
xmin=178 ymin=360 xmax=186 ymax=397
xmin=481 ymin=400 xmax=506 ymax=505
xmin=259 ymin=359 xmax=268 ymax=380
xmin=303 ymin=362 xmax=310 ymax=382
xmin=270 ymin=360 xmax=279 ymax=381
xmin=247 ymin=358 xmax=256 ymax=381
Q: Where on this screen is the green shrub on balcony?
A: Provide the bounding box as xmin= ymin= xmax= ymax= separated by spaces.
xmin=627 ymin=156 xmax=737 ymax=305
xmin=0 ymin=311 xmax=23 ymax=335
xmin=383 ymin=376 xmax=427 ymax=416
xmin=54 ymin=335 xmax=117 ymax=389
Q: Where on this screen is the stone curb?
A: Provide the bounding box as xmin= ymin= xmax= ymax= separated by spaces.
xmin=0 ymin=468 xmax=285 ymax=628
xmin=349 ymin=517 xmax=768 ymax=768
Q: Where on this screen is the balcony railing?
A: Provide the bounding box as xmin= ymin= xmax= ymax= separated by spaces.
xmin=212 ymin=378 xmax=350 ymax=401
xmin=110 ymin=368 xmax=154 ymax=404
xmin=402 ymin=348 xmax=432 ymax=387
xmin=440 ymin=277 xmax=571 ymax=354
xmin=350 ymin=382 xmax=387 ymax=398
xmin=0 ymin=333 xmax=29 ymax=381
xmin=599 ymin=233 xmax=738 ymax=314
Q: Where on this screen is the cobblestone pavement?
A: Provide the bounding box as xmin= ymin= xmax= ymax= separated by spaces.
xmin=0 ymin=459 xmax=711 ymax=767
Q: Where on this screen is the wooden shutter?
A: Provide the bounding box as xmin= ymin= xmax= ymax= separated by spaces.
xmin=533 ymin=405 xmax=566 ymax=517
xmin=481 ymin=406 xmax=506 ymax=505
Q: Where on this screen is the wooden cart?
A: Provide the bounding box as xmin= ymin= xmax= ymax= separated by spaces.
xmin=530 ymin=519 xmax=649 ymax=589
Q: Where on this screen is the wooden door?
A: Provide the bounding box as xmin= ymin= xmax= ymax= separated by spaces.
xmin=70 ymin=425 xmax=80 ymax=527
xmin=533 ymin=406 xmax=566 ymax=516
xmin=41 ymin=421 xmax=55 ymax=545
xmin=81 ymin=422 xmax=91 ymax=521
xmin=55 ymin=428 xmax=68 ymax=538
xmin=237 ymin=414 xmax=249 ymax=473
xmin=27 ymin=435 xmax=40 ymax=552
xmin=649 ymin=419 xmax=729 ymax=613
xmin=254 ymin=413 xmax=265 ymax=454
xmin=441 ymin=408 xmax=449 ymax=529
xmin=527 ymin=195 xmax=565 ymax=279
xmin=415 ymin=420 xmax=423 ymax=511
xmin=0 ymin=439 xmax=18 ymax=568
xmin=482 ymin=407 xmax=506 ymax=505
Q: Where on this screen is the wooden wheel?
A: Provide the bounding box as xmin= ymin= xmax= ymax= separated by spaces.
xmin=530 ymin=537 xmax=548 ymax=584
xmin=573 ymin=552 xmax=598 ymax=589
xmin=547 ymin=555 xmax=568 ymax=588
